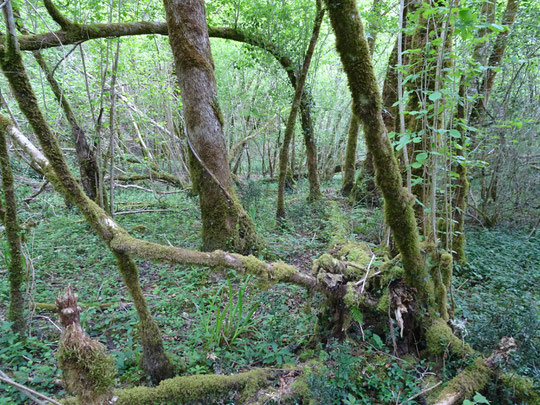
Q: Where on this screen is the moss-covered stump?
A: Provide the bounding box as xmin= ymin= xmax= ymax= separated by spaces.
xmin=56 ymin=286 xmax=116 ymax=405
xmin=113 ymin=369 xmax=271 ymax=404
xmin=310 ymin=241 xmax=411 ymax=342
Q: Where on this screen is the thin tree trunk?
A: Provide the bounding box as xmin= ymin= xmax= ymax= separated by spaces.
xmin=300 ymin=91 xmax=322 ymax=201
xmin=276 ymin=0 xmax=324 ymax=218
xmin=341 ymin=113 xmax=359 ymax=196
xmin=0 ymin=120 xmax=26 ymax=335
xmin=32 ymin=51 xmax=101 ymax=203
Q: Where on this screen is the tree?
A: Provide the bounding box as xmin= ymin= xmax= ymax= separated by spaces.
xmin=163 ymin=0 xmax=263 ymax=254
xmin=0 ymin=117 xmax=26 ymax=335
xmin=276 ymin=0 xmax=324 ymax=218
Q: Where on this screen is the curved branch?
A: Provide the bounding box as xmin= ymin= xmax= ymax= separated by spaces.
xmin=43 ymin=0 xmax=75 ymax=30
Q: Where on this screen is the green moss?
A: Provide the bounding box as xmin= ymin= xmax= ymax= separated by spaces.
xmin=344 ymin=282 xmax=358 ymax=307
xmin=426 ymin=318 xmax=472 ymax=357
xmin=289 ymin=376 xmax=309 ymax=399
xmin=434 ymin=357 xmax=491 ymax=403
xmin=440 ymin=251 xmax=453 ymax=288
xmin=57 ymin=338 xmax=116 ymax=403
xmin=380 ymin=265 xmax=405 ymax=286
xmin=242 ymin=256 xmax=297 ymax=285
xmin=114 ymin=369 xmax=270 ymax=404
xmin=376 ymin=289 xmax=390 ymax=313
xmin=312 ymin=254 xmax=339 ymax=274
xmin=272 ymin=261 xmax=298 ymax=281
xmin=338 ymin=242 xmax=373 ymax=279
xmin=500 ymin=373 xmax=540 ymax=403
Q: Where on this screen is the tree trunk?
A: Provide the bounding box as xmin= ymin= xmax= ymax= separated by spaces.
xmin=323 ymin=0 xmax=434 ymax=305
xmin=276 ymin=0 xmax=324 ymax=218
xmin=341 ymin=113 xmax=359 ymax=196
xmin=163 ymin=0 xmax=263 ymax=254
xmin=300 ymin=90 xmax=322 ymax=201
xmin=32 ymin=51 xmax=101 ymax=203
xmin=0 ymin=120 xmax=26 ymax=336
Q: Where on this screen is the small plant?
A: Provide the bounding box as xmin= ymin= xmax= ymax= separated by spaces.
xmin=194 ymin=276 xmax=260 ymax=349
xmin=463 ymin=392 xmax=490 ymax=405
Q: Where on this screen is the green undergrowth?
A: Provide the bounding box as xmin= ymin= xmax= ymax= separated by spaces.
xmin=453 ymin=228 xmax=540 ymax=402
xmin=1 ymin=177 xmax=537 ymax=403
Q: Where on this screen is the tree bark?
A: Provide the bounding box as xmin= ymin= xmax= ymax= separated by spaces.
xmin=341 ymin=113 xmax=360 ymax=196
xmin=163 ymin=0 xmax=263 ymax=254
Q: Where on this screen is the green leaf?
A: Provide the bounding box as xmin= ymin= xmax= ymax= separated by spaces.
xmin=488 ymin=23 xmax=505 ymax=32
xmin=473 ymin=392 xmax=490 ymax=404
xmin=416 ymin=152 xmax=428 ymax=163
xmin=429 ymin=91 xmax=442 ymax=101
xmin=449 ymin=129 xmax=461 ymax=138
xmin=458 ymin=8 xmax=475 ymax=23
xmin=371 ymin=334 xmax=384 ymax=349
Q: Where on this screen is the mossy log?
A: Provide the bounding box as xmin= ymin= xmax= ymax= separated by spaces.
xmin=114 ymin=172 xmax=183 ymax=189
xmin=432 ymin=337 xmax=517 ymax=405
xmin=112 ymin=369 xmax=271 ymax=405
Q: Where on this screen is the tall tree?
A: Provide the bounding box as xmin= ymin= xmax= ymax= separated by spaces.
xmin=276 ymin=0 xmax=324 ymax=218
xmin=163 ymin=0 xmax=263 ymax=254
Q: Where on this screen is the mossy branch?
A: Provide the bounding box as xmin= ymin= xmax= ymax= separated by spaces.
xmin=43 ymin=0 xmax=75 ymax=31
xmin=432 ymin=337 xmax=517 ymax=405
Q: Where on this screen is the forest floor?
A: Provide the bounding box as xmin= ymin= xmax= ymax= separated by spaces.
xmin=0 ymin=177 xmax=538 ymax=404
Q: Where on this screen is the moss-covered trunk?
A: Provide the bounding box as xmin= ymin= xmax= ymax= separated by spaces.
xmin=0 ymin=120 xmax=26 ymax=335
xmin=341 ymin=113 xmax=360 ymax=196
xmin=299 ymin=90 xmax=323 ymax=201
xmin=0 ymin=8 xmax=173 ymax=382
xmin=276 ymin=0 xmax=324 ymax=218
xmin=323 ymin=0 xmax=434 ymax=305
xmin=164 ymin=0 xmax=263 ymax=254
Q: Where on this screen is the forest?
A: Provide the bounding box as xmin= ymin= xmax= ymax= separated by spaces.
xmin=0 ymin=0 xmax=538 ymax=403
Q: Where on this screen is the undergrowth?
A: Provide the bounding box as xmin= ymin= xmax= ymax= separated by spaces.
xmin=0 ymin=177 xmax=538 ymax=403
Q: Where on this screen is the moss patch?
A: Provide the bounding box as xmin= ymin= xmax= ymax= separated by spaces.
xmin=114 ymin=369 xmax=270 ymax=404
xmin=426 ymin=318 xmax=473 ymax=357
